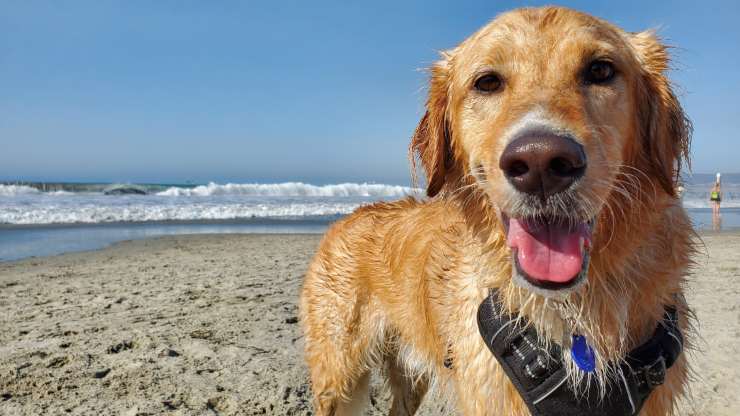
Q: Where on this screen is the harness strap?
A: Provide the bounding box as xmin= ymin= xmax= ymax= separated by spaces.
xmin=476 ymin=290 xmax=683 ymax=416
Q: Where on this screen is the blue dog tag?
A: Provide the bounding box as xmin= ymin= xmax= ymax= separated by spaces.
xmin=571 ymin=335 xmax=596 ymax=373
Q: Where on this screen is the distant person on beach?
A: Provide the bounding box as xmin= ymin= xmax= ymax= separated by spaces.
xmin=711 ymin=173 xmax=722 ymax=216
xmin=711 ymin=173 xmax=722 ymax=231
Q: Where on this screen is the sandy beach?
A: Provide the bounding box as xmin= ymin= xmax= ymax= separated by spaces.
xmin=0 ymin=232 xmax=738 ymax=415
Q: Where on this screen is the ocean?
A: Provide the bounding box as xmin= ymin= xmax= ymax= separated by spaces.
xmin=1 ymin=176 xmax=738 ymax=262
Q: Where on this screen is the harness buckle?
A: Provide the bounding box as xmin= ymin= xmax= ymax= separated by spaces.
xmin=639 ymin=356 xmax=666 ymax=388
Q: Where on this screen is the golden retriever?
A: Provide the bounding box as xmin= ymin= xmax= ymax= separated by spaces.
xmin=300 ymin=6 xmax=693 ymax=416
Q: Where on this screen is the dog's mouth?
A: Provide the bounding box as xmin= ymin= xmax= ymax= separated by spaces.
xmin=503 ymin=214 xmax=593 ymax=293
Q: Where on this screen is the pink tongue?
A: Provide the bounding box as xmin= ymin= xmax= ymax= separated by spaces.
xmin=507 ymin=218 xmax=591 ymax=283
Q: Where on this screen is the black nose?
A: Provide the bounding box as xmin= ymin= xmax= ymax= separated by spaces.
xmin=499 ymin=134 xmax=586 ymax=199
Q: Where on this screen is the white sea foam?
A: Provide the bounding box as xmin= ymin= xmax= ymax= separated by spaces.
xmin=0 ymin=201 xmax=362 ymax=225
xmin=0 ymin=185 xmax=40 ymax=196
xmin=1 ymin=181 xmax=737 ymax=225
xmin=0 ymin=181 xmax=422 ymax=225
xmin=156 ymin=182 xmax=420 ymax=197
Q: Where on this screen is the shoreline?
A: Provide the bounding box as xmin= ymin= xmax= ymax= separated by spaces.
xmin=0 ymin=216 xmax=342 ymax=230
xmin=2 ymin=210 xmax=740 ymax=263
xmin=1 ymin=233 xmax=739 ymax=415
xmin=1 ymin=227 xmax=740 ymax=265
xmin=1 ymin=206 xmax=737 ymax=228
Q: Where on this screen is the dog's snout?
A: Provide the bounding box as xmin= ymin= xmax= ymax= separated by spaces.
xmin=499 ymin=134 xmax=586 ymax=198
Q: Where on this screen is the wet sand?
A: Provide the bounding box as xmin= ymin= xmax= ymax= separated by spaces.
xmin=0 ymin=232 xmax=738 ymax=415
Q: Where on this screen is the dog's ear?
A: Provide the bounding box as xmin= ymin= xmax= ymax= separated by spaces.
xmin=410 ymin=57 xmax=452 ymax=197
xmin=631 ymin=31 xmax=691 ymax=197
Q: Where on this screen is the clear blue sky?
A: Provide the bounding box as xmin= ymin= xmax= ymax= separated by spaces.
xmin=1 ymin=1 xmax=738 ymax=185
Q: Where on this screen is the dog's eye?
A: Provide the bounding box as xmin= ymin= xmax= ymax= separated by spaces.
xmin=585 ymin=60 xmax=615 ymax=84
xmin=474 ymin=74 xmax=503 ymax=93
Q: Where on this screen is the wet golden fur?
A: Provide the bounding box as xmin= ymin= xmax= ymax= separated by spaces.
xmin=300 ymin=7 xmax=694 ymax=416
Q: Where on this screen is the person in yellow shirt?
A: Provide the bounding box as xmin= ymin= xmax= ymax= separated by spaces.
xmin=710 ymin=174 xmax=722 ymax=213
xmin=711 ymin=173 xmax=722 ymax=230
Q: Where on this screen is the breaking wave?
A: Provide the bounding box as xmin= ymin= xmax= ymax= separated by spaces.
xmin=155 ymin=182 xmax=419 ymax=197
xmin=0 ymin=202 xmax=361 ymax=225
xmin=0 ymin=185 xmax=40 ymax=196
xmin=1 ymin=180 xmax=737 ymax=225
xmin=0 ymin=182 xmax=420 ymax=225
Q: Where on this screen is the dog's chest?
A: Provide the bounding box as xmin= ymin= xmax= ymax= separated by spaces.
xmin=430 ymin=257 xmax=531 ymax=415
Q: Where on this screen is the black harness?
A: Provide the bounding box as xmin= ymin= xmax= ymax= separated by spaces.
xmin=476 ymin=290 xmax=683 ymax=416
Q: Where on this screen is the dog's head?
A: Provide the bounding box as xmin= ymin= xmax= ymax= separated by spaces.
xmin=411 ymin=7 xmax=690 ymax=297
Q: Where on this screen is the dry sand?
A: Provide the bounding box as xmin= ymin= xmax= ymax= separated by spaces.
xmin=0 ymin=232 xmax=738 ymax=415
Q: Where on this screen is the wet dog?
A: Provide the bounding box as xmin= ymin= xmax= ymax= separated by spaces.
xmin=300 ymin=6 xmax=693 ymax=415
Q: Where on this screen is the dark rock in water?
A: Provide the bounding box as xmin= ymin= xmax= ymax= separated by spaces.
xmin=103 ymin=186 xmax=147 ymax=195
